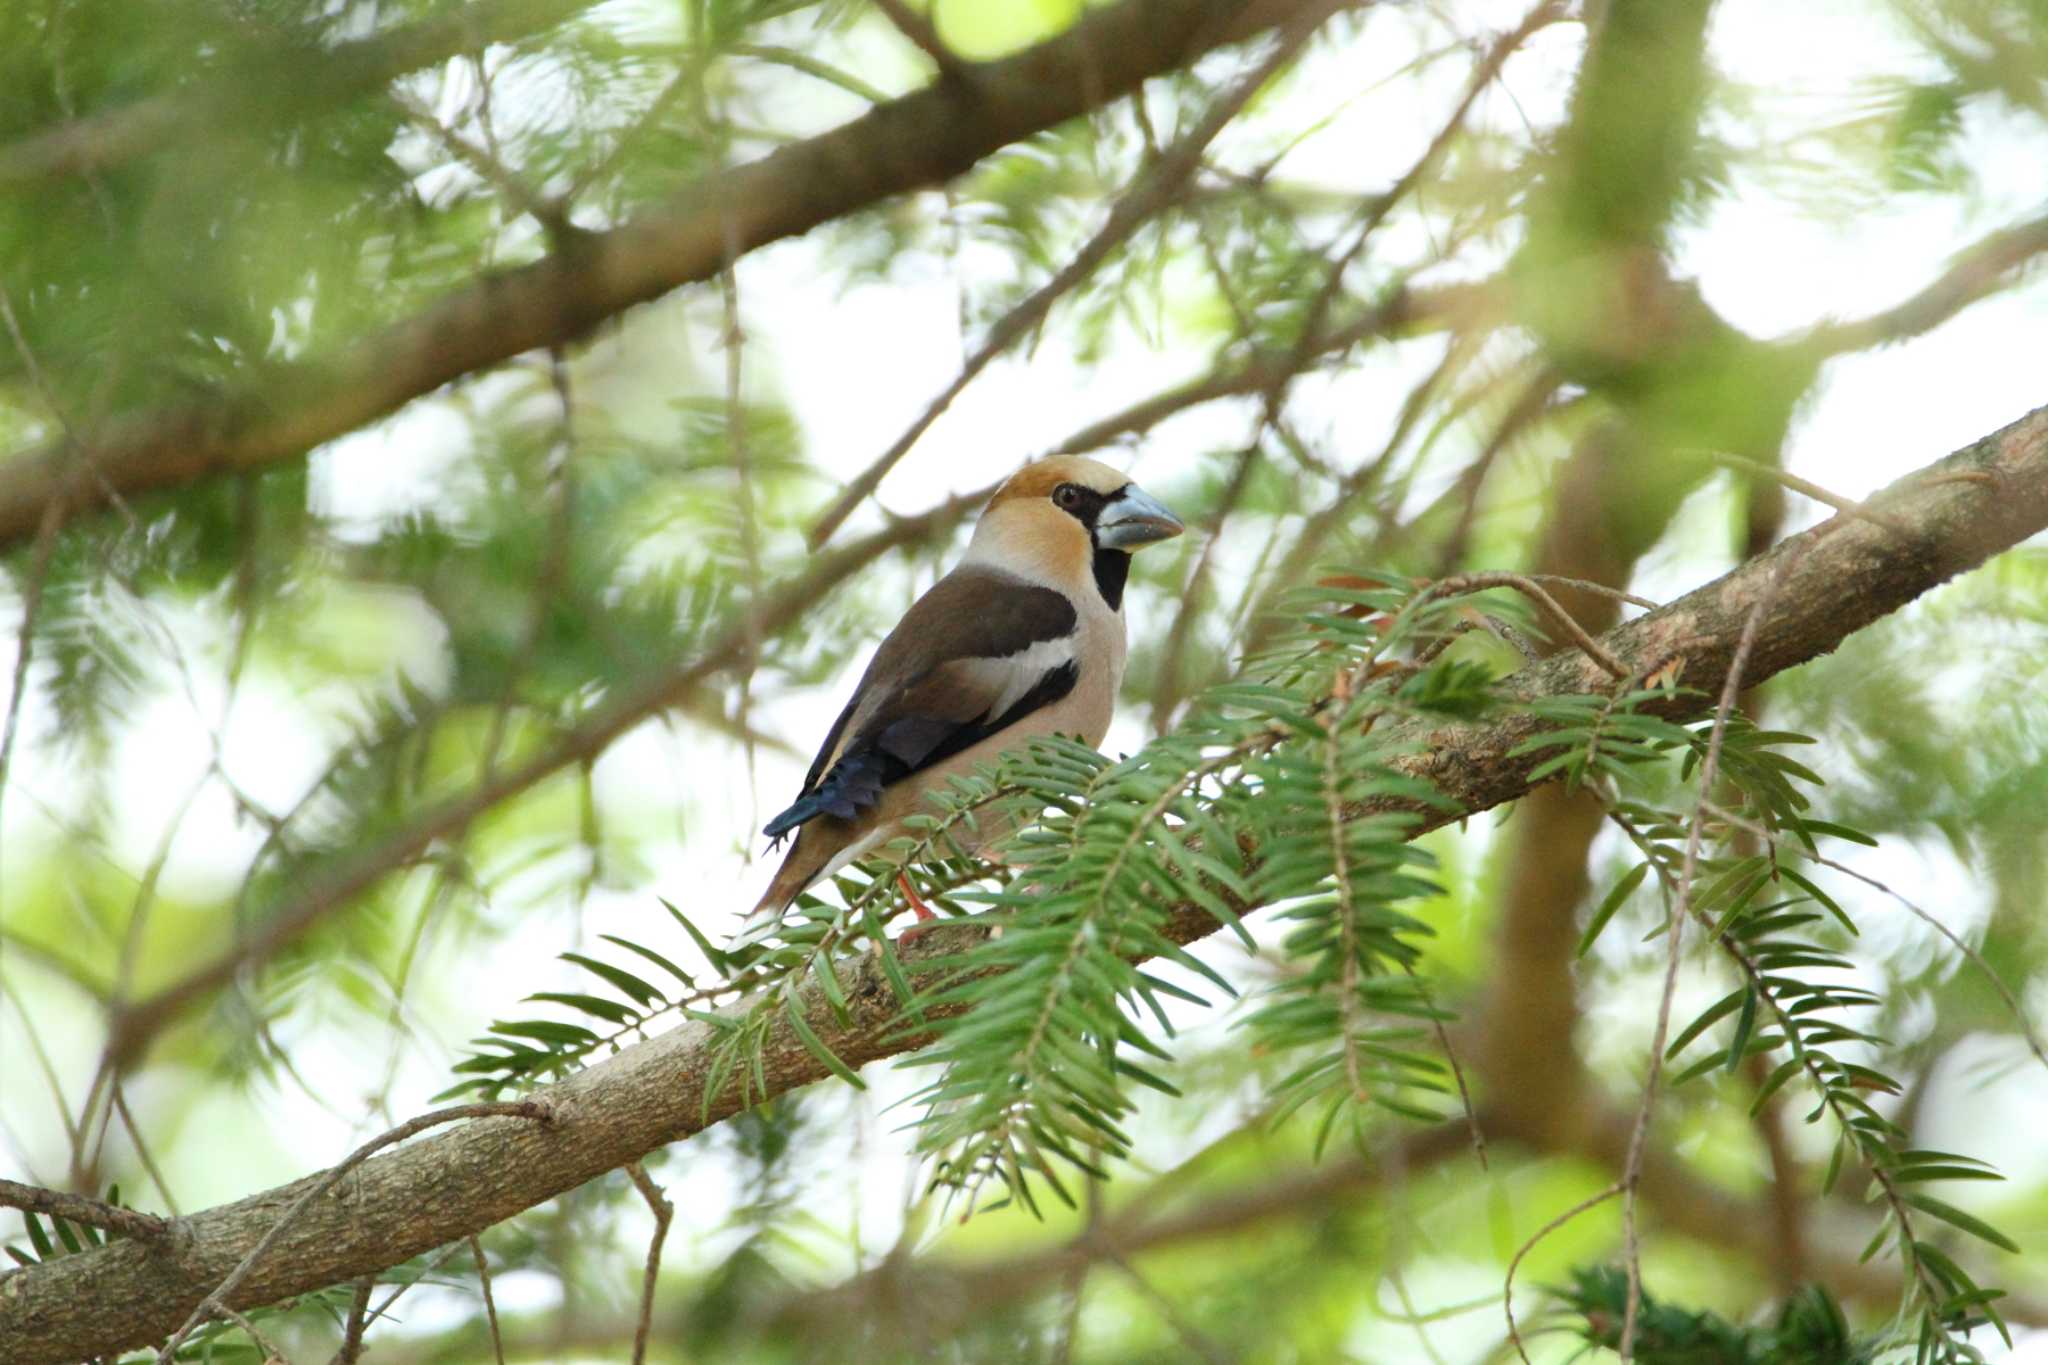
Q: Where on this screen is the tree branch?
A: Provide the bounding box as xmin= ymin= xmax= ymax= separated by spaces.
xmin=0 ymin=0 xmax=1357 ymax=556
xmin=1809 ymin=210 xmax=2048 ymax=357
xmin=3 ymin=402 xmax=2043 ymax=1365
xmin=0 ymin=1180 xmax=166 ymax=1245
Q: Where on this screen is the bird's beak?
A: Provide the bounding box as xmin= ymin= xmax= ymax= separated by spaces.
xmin=1096 ymin=484 xmax=1184 ymax=550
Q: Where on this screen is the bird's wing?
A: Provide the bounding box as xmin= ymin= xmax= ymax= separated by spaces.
xmin=764 ymin=567 xmax=1079 ymax=838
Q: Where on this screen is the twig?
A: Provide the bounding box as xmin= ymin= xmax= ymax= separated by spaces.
xmin=1696 ymin=448 xmax=1911 ymax=535
xmin=0 ymin=1178 xmax=167 ymax=1243
xmin=393 ymin=91 xmax=565 ymax=235
xmin=1243 ymin=357 xmax=1547 ymax=657
xmin=1249 ymin=0 xmax=1566 ymax=432
xmin=1429 ymin=572 xmax=1629 ymax=679
xmin=469 ymin=1236 xmax=505 ymax=1365
xmin=154 ymin=1101 xmax=554 ymax=1362
xmin=0 ymin=979 xmax=83 ymax=1156
xmin=1519 ymin=575 xmax=1660 ymax=612
xmin=870 ymin=0 xmax=972 ymax=82
xmin=1742 ymin=1049 xmax=1809 ymax=1290
xmin=1044 ymin=284 xmax=1474 ymax=460
xmin=623 ymin=1162 xmax=675 ymax=1365
xmin=1616 ymin=546 xmax=1799 ymax=1359
xmin=1149 ymin=445 xmax=1259 ymax=730
xmin=1810 ymin=209 xmax=2048 ymax=357
xmin=100 ymin=488 xmax=983 ymax=1069
xmin=328 ymin=1278 xmax=374 ymax=1365
xmin=1702 ymin=797 xmax=2048 ymax=1077
xmin=1503 ymin=1183 xmax=1621 ymax=1365
xmin=218 ymin=1304 xmax=290 ymax=1363
xmin=721 ymin=230 xmax=765 ymax=824
xmin=1110 ymin=1252 xmax=1236 ymax=1365
xmin=12 ymin=408 xmax=2048 ymax=1362
xmin=1 ymin=0 xmax=1342 ymax=557
xmin=807 ymin=1 xmax=1346 ymax=548
xmin=359 ymin=1241 xmax=468 ymax=1339
xmin=1421 ymin=368 xmax=1567 ymax=576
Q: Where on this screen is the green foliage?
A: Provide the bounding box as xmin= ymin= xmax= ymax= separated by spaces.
xmin=1549 ymin=693 xmax=2022 ymax=1361
xmin=1555 ymin=1265 xmax=1879 ymax=1365
xmin=5 ymin=0 xmax=2047 ymax=1360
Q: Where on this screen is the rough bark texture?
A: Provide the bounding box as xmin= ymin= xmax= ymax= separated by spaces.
xmin=4 ymin=403 xmax=2043 ymax=1364
xmin=0 ymin=0 xmax=1347 ymax=554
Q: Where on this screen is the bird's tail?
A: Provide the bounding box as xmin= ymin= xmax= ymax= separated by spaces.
xmin=736 ymin=830 xmax=832 ymax=945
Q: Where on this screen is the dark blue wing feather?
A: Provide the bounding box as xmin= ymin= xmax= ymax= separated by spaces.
xmin=763 ymin=658 xmax=1078 ymax=842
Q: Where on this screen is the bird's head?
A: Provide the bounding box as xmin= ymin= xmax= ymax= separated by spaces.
xmin=967 ymin=456 xmax=1183 ymax=607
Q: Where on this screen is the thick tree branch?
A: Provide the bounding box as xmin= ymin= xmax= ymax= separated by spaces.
xmin=3 ymin=403 xmax=2043 ymax=1365
xmin=0 ymin=0 xmax=1353 ymax=555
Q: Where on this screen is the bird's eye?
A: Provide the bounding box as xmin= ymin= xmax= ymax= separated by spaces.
xmin=1054 ymin=484 xmax=1083 ymax=511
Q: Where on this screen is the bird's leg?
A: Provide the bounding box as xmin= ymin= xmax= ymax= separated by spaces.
xmin=897 ymin=871 xmax=935 ymax=923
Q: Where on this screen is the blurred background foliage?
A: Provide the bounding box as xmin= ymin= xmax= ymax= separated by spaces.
xmin=2 ymin=0 xmax=2046 ymax=1360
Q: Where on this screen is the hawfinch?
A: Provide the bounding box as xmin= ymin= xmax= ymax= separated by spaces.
xmin=753 ymin=456 xmax=1183 ymax=921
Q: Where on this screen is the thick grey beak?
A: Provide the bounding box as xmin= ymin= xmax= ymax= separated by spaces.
xmin=1096 ymin=484 xmax=1184 ymax=550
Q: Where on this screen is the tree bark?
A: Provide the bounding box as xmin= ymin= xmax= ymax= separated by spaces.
xmin=4 ymin=402 xmax=2043 ymax=1364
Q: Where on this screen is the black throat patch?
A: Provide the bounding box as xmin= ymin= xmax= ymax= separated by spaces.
xmin=1091 ymin=546 xmax=1130 ymax=611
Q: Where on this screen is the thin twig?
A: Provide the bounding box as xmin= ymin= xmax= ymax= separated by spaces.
xmin=0 ymin=979 xmax=83 ymax=1155
xmin=1429 ymin=572 xmax=1630 ymax=679
xmin=1695 ymin=448 xmax=1911 ymax=535
xmin=1616 ymin=548 xmax=1800 ymax=1359
xmin=1150 ymin=445 xmax=1259 ymax=731
xmin=100 ymin=488 xmax=984 ymax=1069
xmin=393 ymin=91 xmax=565 ymax=235
xmin=0 ymin=1178 xmax=167 ymax=1242
xmin=1741 ymin=1048 xmax=1809 ymax=1290
xmin=624 ymin=1161 xmax=674 ymax=1365
xmin=1110 ymin=1252 xmax=1236 ymax=1365
xmin=1041 ymin=284 xmax=1470 ymax=459
xmin=469 ymin=1235 xmax=505 ymax=1365
xmin=155 ymin=1101 xmax=554 ymax=1362
xmin=362 ymin=1240 xmax=467 ymax=1335
xmin=1249 ymin=0 xmax=1565 ymax=432
xmin=328 ymin=1278 xmax=374 ymax=1365
xmin=870 ymin=0 xmax=972 ymax=82
xmin=808 ymin=1 xmax=1346 ymax=547
xmin=721 ymin=236 xmax=765 ymax=826
xmin=217 ymin=1304 xmax=289 ymax=1363
xmin=1503 ymin=1183 xmax=1622 ymax=1365
xmin=1519 ymin=575 xmax=1660 ymax=612
xmin=1702 ymin=797 xmax=2048 ymax=1077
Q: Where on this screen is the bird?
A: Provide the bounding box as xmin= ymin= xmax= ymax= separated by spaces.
xmin=750 ymin=455 xmax=1183 ymax=928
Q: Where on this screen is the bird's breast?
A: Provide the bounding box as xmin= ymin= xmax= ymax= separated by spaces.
xmin=1060 ymin=602 xmax=1127 ymax=746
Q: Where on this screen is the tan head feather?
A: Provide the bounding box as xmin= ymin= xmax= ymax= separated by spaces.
xmin=985 ymin=455 xmax=1131 ymax=511
xmin=963 ymin=457 xmax=1129 ymax=588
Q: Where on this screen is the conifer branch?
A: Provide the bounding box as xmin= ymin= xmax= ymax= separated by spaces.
xmin=2 ymin=402 xmax=2043 ymax=1365
xmin=0 ymin=0 xmax=1361 ymax=555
